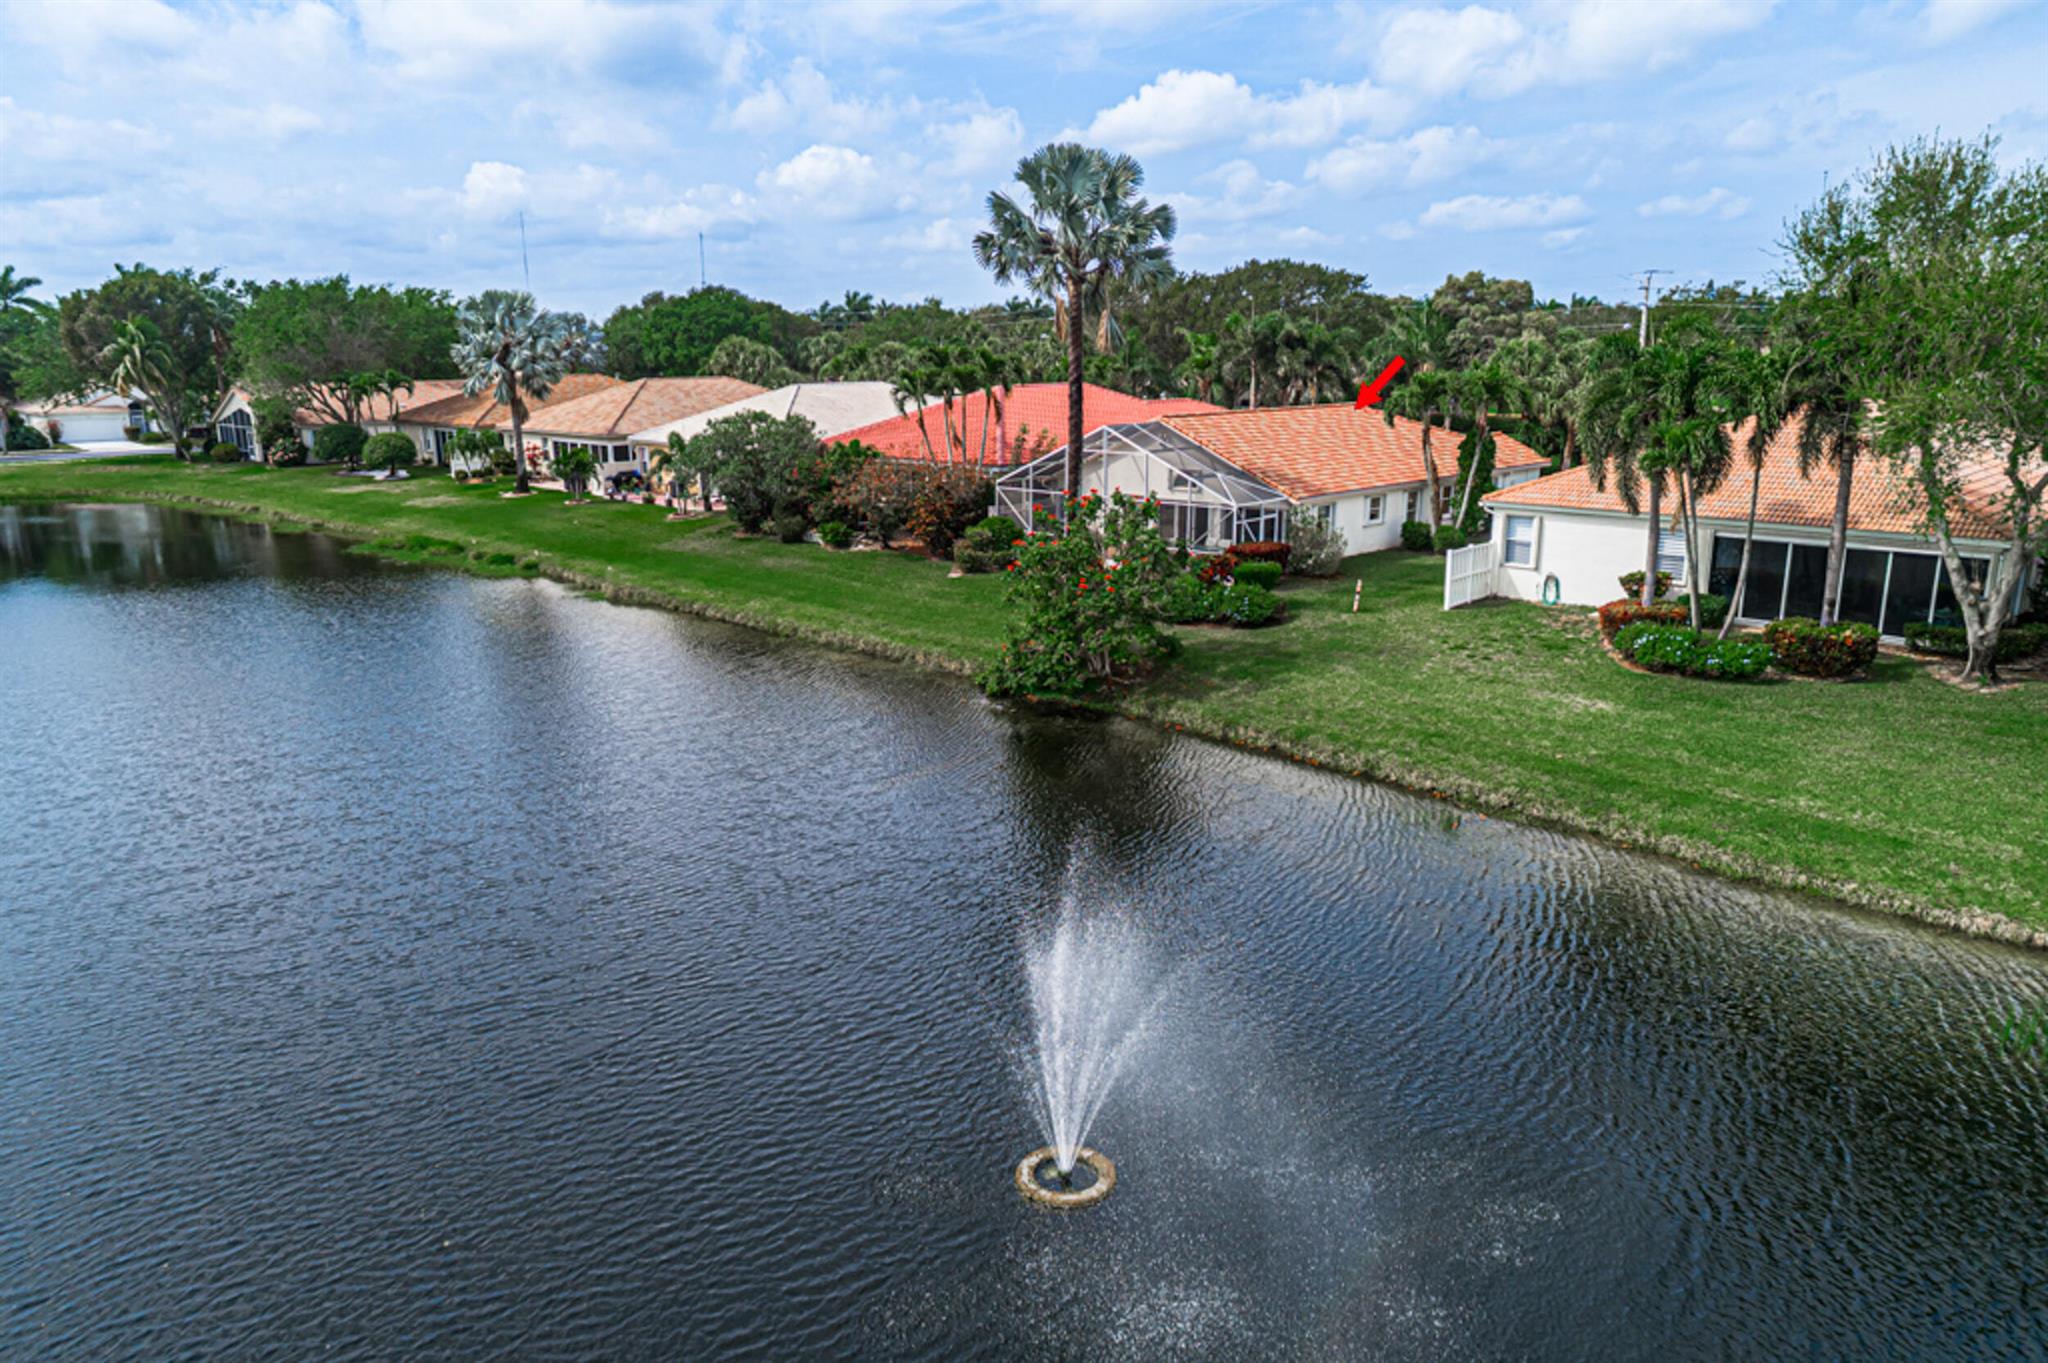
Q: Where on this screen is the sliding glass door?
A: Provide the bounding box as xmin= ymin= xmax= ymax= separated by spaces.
xmin=1709 ymin=534 xmax=1992 ymax=636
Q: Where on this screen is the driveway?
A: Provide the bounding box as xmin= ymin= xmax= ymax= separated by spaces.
xmin=1 ymin=439 xmax=170 ymax=464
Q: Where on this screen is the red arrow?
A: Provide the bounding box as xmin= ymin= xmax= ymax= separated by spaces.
xmin=1355 ymin=356 xmax=1405 ymax=408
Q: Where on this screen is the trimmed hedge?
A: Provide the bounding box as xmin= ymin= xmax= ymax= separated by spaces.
xmin=1432 ymin=524 xmax=1469 ymax=551
xmin=1903 ymin=619 xmax=2048 ymax=663
xmin=207 ymin=442 xmax=244 ymax=463
xmin=1400 ymin=520 xmax=1432 ymax=552
xmin=1619 ymin=569 xmax=1675 ymax=600
xmin=1675 ymin=592 xmax=1729 ymax=629
xmin=1231 ymin=540 xmax=1292 ymax=569
xmin=1765 ymin=617 xmax=1879 ymax=678
xmin=1230 ymin=560 xmax=1283 ymax=590
xmin=1613 ymin=622 xmax=1772 ymax=680
xmin=311 ymin=422 xmax=367 ymax=467
xmin=1598 ymin=598 xmax=1688 ymax=637
xmin=1216 ymin=581 xmax=1283 ymax=626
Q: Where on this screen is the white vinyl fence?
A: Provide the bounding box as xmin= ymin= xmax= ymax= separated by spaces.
xmin=1443 ymin=542 xmax=1493 ymax=610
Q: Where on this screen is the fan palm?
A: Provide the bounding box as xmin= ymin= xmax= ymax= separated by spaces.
xmin=451 ymin=292 xmax=583 ymax=494
xmin=973 ymin=142 xmax=1176 ymax=496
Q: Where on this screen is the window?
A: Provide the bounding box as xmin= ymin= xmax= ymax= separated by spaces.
xmin=1158 ymin=502 xmax=1216 ymax=549
xmin=1404 ymin=490 xmax=1420 ymax=522
xmin=216 ymin=409 xmax=254 ymax=456
xmin=1362 ymin=495 xmax=1383 ymax=525
xmin=1233 ymin=507 xmax=1286 ymax=543
xmin=1709 ymin=533 xmax=1995 ymax=638
xmin=1312 ymin=503 xmax=1336 ymax=528
xmin=1656 ymin=529 xmax=1687 ymax=579
xmin=1503 ymin=514 xmax=1536 ymax=567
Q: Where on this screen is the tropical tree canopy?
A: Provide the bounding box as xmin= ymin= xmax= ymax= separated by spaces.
xmin=233 ymin=277 xmax=457 ymax=423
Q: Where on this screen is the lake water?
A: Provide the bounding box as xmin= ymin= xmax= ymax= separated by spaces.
xmin=4 ymin=501 xmax=2046 ymax=1360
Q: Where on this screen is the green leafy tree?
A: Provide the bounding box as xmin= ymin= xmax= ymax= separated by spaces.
xmin=705 ymin=334 xmax=801 ymax=388
xmin=311 ymin=421 xmax=368 ymax=469
xmin=601 ymin=287 xmax=810 ymax=379
xmin=551 ymin=443 xmax=597 ymax=501
xmin=59 ymin=264 xmax=239 ymax=460
xmin=232 ymin=278 xmax=456 ymax=423
xmin=974 ymin=142 xmax=1177 ymax=496
xmin=686 ymin=410 xmax=820 ymax=533
xmin=451 ymin=291 xmax=584 ymax=494
xmin=361 ymin=431 xmax=416 ymax=476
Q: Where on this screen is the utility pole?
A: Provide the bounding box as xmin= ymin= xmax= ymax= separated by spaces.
xmin=698 ymin=233 xmax=707 ymax=288
xmin=519 ymin=211 xmax=531 ymax=292
xmin=1636 ymin=269 xmax=1668 ymax=345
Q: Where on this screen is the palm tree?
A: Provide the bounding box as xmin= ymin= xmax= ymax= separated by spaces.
xmin=1175 ymin=328 xmax=1221 ymax=403
xmin=1715 ymin=346 xmax=1794 ymax=638
xmin=1449 ymin=364 xmax=1514 ymax=528
xmin=1495 ymin=332 xmax=1591 ymax=468
xmin=1383 ymin=298 xmax=1455 ymax=374
xmin=0 ymin=265 xmax=42 ymax=313
xmin=451 ymin=292 xmax=583 ymax=494
xmin=99 ymin=319 xmax=177 ymax=457
xmin=971 ymin=346 xmax=1024 ymax=466
xmin=1657 ymin=413 xmax=1736 ymax=629
xmin=1778 ymin=307 xmax=1863 ymax=627
xmin=1380 ymin=367 xmax=1458 ymax=531
xmin=890 ymin=350 xmax=946 ymax=462
xmin=1576 ymin=334 xmax=1664 ymax=605
xmin=1220 ymin=310 xmax=1292 ymax=409
xmin=973 ymin=142 xmax=1176 ymax=497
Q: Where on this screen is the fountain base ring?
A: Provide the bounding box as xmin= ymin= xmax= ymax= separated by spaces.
xmin=1014 ymin=1146 xmax=1116 ymax=1208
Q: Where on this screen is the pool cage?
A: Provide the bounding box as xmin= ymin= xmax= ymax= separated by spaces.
xmin=990 ymin=422 xmax=1293 ymax=552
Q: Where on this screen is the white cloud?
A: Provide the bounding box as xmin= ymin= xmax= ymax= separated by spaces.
xmin=926 ymin=107 xmax=1026 ymax=175
xmin=1166 ymin=159 xmax=1300 ymax=222
xmin=1923 ymin=0 xmax=2025 ymax=42
xmin=461 ymin=161 xmax=529 ymax=218
xmin=355 ymin=0 xmax=729 ymax=82
xmin=1420 ymin=192 xmax=1590 ymax=230
xmin=722 ymin=57 xmax=902 ymax=139
xmin=883 ymin=217 xmax=974 ymax=253
xmin=757 ymin=144 xmax=890 ymax=219
xmin=1307 ymin=124 xmax=1500 ymax=193
xmin=1078 ymin=68 xmax=1400 ymax=156
xmin=1541 ymin=227 xmax=1587 ymax=248
xmin=1638 ymin=186 xmax=1752 ymax=219
xmin=1372 ymin=0 xmax=1772 ymax=99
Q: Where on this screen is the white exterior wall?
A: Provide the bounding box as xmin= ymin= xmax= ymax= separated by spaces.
xmin=1495 ymin=466 xmax=1545 ymax=489
xmin=1303 ymin=488 xmax=1411 ymax=555
xmin=1492 ymin=508 xmax=1663 ymax=605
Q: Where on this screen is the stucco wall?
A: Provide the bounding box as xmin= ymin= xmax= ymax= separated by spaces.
xmin=1493 ymin=508 xmax=1667 ymax=605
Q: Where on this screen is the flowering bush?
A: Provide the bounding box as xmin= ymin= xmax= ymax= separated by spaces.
xmin=1216 ymin=581 xmax=1283 ymax=626
xmin=902 ymin=466 xmax=994 ymax=557
xmin=1613 ymin=622 xmax=1771 ymax=680
xmin=1287 ymin=514 xmax=1345 ymax=576
xmin=1158 ymin=571 xmax=1223 ymax=623
xmin=1764 ymin=617 xmax=1879 ymax=677
xmin=1232 ymin=540 xmax=1293 ymax=569
xmin=951 ymin=515 xmax=1021 ymax=572
xmin=977 ymin=490 xmax=1180 ymax=698
xmin=1598 ymin=598 xmax=1688 ymax=637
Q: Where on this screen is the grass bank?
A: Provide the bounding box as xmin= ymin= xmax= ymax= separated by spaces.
xmin=7 ymin=457 xmax=2046 ymax=942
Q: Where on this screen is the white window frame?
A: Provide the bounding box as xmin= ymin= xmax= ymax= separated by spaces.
xmin=1656 ymin=528 xmax=1687 ymax=579
xmin=1363 ymin=495 xmax=1384 ymax=525
xmin=1404 ymin=490 xmax=1420 ymax=523
xmin=1503 ymin=514 xmax=1538 ymax=568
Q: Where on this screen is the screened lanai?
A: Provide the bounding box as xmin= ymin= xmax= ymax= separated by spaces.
xmin=991 ymin=421 xmax=1292 ymax=552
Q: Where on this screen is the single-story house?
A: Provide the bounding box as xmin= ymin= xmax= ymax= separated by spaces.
xmin=389 ymin=373 xmax=627 ymax=467
xmin=17 ymin=390 xmax=151 ymax=443
xmin=827 ymin=382 xmax=1224 ymax=467
xmin=1475 ymin=411 xmax=2037 ymax=638
xmin=511 ymin=376 xmax=765 ymax=488
xmin=211 ymin=380 xmax=466 ymax=461
xmin=629 ymin=380 xmax=910 ymax=455
xmin=992 ymin=403 xmax=1549 ymax=556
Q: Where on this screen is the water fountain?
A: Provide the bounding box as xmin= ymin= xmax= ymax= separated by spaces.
xmin=1016 ymin=907 xmax=1167 ymax=1208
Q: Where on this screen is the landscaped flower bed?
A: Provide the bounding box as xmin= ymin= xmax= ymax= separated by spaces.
xmin=1765 ymin=617 xmax=1879 ymax=678
xmin=1598 ymin=598 xmax=1688 ymax=637
xmin=1903 ymin=619 xmax=2048 ymax=663
xmin=1612 ymin=622 xmax=1772 ymax=680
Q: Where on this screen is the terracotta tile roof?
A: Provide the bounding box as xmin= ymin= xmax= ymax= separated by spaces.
xmin=1481 ymin=410 xmax=2028 ymax=542
xmin=394 ymin=373 xmax=626 ymax=432
xmin=518 ymin=376 xmax=768 ymax=440
xmin=1157 ymin=404 xmax=1548 ymax=501
xmin=826 ymin=382 xmax=1224 ymax=465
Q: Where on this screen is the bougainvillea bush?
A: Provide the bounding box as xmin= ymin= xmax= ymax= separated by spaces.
xmin=978 ymin=490 xmax=1181 ymax=698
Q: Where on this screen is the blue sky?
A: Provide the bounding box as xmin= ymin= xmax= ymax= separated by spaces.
xmin=3 ymin=0 xmax=2044 ymax=320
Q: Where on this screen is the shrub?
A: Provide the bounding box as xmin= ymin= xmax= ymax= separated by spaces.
xmin=951 ymin=515 xmax=1020 ymax=572
xmin=903 ymin=466 xmax=993 ymax=557
xmin=773 ymin=513 xmax=809 ymax=543
xmin=1597 ymin=598 xmax=1688 ymax=637
xmin=312 ymin=421 xmax=368 ymax=469
xmin=1619 ymin=569 xmax=1674 ymax=600
xmin=691 ymin=410 xmax=822 ymax=533
xmin=1287 ymin=514 xmax=1345 ymax=577
xmin=1675 ymin=592 xmax=1729 ymax=629
xmin=452 ymin=469 xmax=469 ymax=483
xmin=837 ymin=459 xmax=919 ymax=545
xmin=1230 ymin=560 xmax=1283 ymax=591
xmin=1400 ymin=520 xmax=1433 ymax=552
xmin=1197 ymin=550 xmax=1241 ymax=584
xmin=979 ymin=489 xmax=1182 ymax=698
xmin=121 ymin=423 xmax=142 ymax=442
xmin=1158 ymin=571 xmax=1222 ymax=623
xmin=4 ymin=415 xmax=51 ymax=452
xmin=362 ymin=432 xmax=416 ymax=474
xmin=1432 ymin=524 xmax=1469 ymax=551
xmin=1231 ymin=540 xmax=1292 ymax=569
xmin=1903 ymin=619 xmax=2048 ymax=662
xmin=207 ymin=442 xmax=243 ymax=463
xmin=1765 ymin=617 xmax=1880 ymax=678
xmin=267 ymin=442 xmax=306 ymax=468
xmin=816 ymin=519 xmax=854 ymax=549
xmin=1216 ymin=581 xmax=1283 ymax=627
xmin=1613 ymin=622 xmax=1771 ymax=680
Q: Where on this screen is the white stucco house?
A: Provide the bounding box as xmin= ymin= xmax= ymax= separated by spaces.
xmin=629 ymin=381 xmax=910 ymax=458
xmin=1470 ymin=412 xmax=2037 ymax=639
xmin=992 ymin=404 xmax=1549 ymax=556
xmin=509 ymin=376 xmax=766 ymax=489
xmin=17 ymin=391 xmax=151 ymax=443
xmin=211 ymin=381 xmax=465 ymax=461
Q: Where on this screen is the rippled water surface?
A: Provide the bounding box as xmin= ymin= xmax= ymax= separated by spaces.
xmin=4 ymin=502 xmax=2047 ymax=1360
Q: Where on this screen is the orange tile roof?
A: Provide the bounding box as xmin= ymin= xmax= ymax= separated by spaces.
xmin=1158 ymin=404 xmax=1548 ymax=501
xmin=1482 ymin=410 xmax=2028 ymax=541
xmin=394 ymin=373 xmax=626 ymax=432
xmin=515 ymin=376 xmax=767 ymax=440
xmin=826 ymin=383 xmax=1224 ymax=465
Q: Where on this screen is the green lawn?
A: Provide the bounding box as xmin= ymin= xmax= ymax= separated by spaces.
xmin=6 ymin=456 xmax=2046 ymax=937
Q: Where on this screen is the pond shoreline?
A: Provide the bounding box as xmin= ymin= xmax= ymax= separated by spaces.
xmin=6 ymin=467 xmax=2044 ymax=953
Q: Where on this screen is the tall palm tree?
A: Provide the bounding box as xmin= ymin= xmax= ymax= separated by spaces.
xmin=1220 ymin=310 xmax=1292 ymax=409
xmin=1777 ymin=303 xmax=1864 ymax=626
xmin=1175 ymin=328 xmax=1221 ymax=403
xmin=1449 ymin=363 xmax=1514 ymax=528
xmin=1576 ymin=334 xmax=1664 ymax=605
xmin=1657 ymin=413 xmax=1736 ymax=628
xmin=1716 ymin=346 xmax=1794 ymax=638
xmin=1383 ymin=298 xmax=1455 ymax=374
xmin=972 ymin=346 xmax=1024 ymax=466
xmin=974 ymin=142 xmax=1176 ymax=497
xmin=890 ymin=351 xmax=945 ymax=462
xmin=0 ymin=265 xmax=42 ymax=312
xmin=1380 ymin=368 xmax=1458 ymax=531
xmin=451 ymin=292 xmax=582 ymax=494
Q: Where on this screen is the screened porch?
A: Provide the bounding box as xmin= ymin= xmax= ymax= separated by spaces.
xmin=990 ymin=422 xmax=1292 ymax=553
